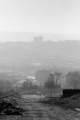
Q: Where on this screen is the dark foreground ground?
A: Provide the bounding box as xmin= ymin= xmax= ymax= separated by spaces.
xmin=0 ymin=95 xmax=80 ymax=120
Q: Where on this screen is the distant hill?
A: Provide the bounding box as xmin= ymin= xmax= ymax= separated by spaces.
xmin=0 ymin=38 xmax=79 ymax=77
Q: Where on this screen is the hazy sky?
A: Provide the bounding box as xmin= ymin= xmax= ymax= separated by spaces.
xmin=0 ymin=0 xmax=80 ymax=40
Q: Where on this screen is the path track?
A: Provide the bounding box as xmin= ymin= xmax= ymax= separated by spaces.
xmin=0 ymin=97 xmax=80 ymax=120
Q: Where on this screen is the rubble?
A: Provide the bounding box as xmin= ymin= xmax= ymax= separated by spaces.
xmin=0 ymin=92 xmax=25 ymax=115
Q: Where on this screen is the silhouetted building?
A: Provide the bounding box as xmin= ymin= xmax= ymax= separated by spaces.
xmin=62 ymin=89 xmax=80 ymax=98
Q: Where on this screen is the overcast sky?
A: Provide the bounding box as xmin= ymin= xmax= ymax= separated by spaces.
xmin=0 ymin=0 xmax=80 ymax=41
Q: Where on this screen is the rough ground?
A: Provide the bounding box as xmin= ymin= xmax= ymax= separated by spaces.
xmin=0 ymin=96 xmax=80 ymax=120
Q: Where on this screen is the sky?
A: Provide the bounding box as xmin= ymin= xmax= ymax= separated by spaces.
xmin=0 ymin=0 xmax=80 ymax=41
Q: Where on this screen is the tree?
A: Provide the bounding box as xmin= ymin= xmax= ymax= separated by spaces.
xmin=54 ymin=72 xmax=62 ymax=85
xmin=22 ymin=78 xmax=33 ymax=90
xmin=44 ymin=73 xmax=56 ymax=97
xmin=0 ymin=80 xmax=13 ymax=93
xmin=65 ymin=71 xmax=80 ymax=89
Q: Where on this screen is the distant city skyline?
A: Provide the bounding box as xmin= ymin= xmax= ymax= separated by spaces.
xmin=0 ymin=32 xmax=80 ymax=42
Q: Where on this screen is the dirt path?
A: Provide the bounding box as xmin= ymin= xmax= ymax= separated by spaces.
xmin=0 ymin=97 xmax=80 ymax=120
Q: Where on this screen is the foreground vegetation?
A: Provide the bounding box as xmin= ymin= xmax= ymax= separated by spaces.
xmin=0 ymin=70 xmax=80 ymax=119
xmin=0 ymin=92 xmax=80 ymax=120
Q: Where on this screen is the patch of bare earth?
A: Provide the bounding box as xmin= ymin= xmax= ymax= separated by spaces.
xmin=0 ymin=97 xmax=80 ymax=120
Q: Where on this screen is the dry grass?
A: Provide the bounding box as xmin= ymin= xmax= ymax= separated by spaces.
xmin=0 ymin=95 xmax=80 ymax=120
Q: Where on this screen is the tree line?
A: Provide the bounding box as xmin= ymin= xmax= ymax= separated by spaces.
xmin=0 ymin=71 xmax=80 ymax=96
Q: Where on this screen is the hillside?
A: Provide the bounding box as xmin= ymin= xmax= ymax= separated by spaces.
xmin=0 ymin=40 xmax=79 ymax=75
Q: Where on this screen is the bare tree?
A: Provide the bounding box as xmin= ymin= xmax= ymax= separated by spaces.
xmin=54 ymin=72 xmax=62 ymax=85
xmin=44 ymin=73 xmax=56 ymax=97
xmin=65 ymin=71 xmax=80 ymax=89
